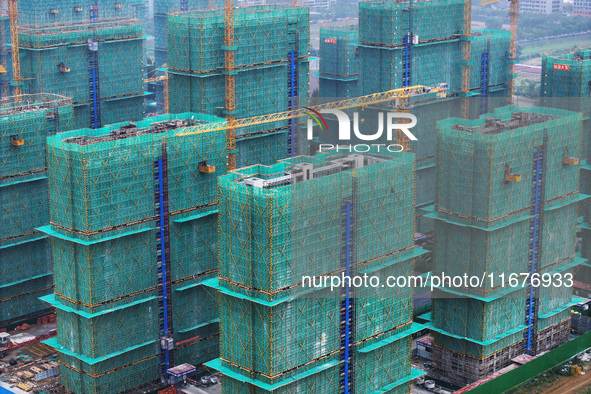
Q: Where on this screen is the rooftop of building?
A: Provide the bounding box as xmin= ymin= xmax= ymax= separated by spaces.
xmin=51 ymin=113 xmax=225 ymax=147
xmin=451 ymin=112 xmax=556 ymax=135
xmin=0 ymin=94 xmax=71 ymax=117
xmin=230 ymin=150 xmax=408 ymax=189
xmin=439 ymin=106 xmax=580 ymax=136
xmin=545 ymin=47 xmax=591 ymax=62
xmin=18 ymin=19 xmax=142 ymax=47
xmin=170 ymin=4 xmax=306 ymax=19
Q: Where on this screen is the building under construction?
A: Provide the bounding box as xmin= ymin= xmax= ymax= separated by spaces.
xmin=40 ymin=114 xmax=227 ymax=393
xmin=0 ymin=94 xmax=74 ymax=327
xmin=18 ymin=17 xmax=145 ymax=130
xmin=152 ymin=0 xmax=223 ymax=109
xmin=427 ymin=106 xmax=583 ymax=386
xmin=206 ymin=149 xmax=426 ymax=393
xmin=540 ymin=48 xmax=591 ymax=290
xmin=319 ymin=25 xmax=359 ymax=98
xmin=166 ymin=5 xmax=309 ymax=167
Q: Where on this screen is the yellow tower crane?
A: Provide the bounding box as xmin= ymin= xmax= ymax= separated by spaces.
xmin=176 ymin=84 xmax=449 ymax=138
xmin=461 ymin=0 xmax=472 ymax=118
xmin=144 ymin=67 xmax=169 ymax=114
xmin=5 ymin=0 xmax=20 ymax=99
xmin=479 ymin=0 xmax=519 ymax=103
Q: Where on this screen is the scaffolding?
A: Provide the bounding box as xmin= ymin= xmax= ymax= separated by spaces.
xmin=428 ymin=106 xmax=583 ymax=385
xmin=318 ymin=24 xmax=358 ymax=98
xmin=19 ymin=19 xmax=145 ymax=129
xmin=167 ymin=5 xmax=309 ymax=166
xmin=0 ymin=94 xmax=73 ymax=326
xmin=41 ymin=113 xmax=227 ymax=393
xmin=206 ymin=149 xmax=425 ymax=392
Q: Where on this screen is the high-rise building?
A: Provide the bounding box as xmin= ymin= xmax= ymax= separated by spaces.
xmin=428 ymin=106 xmax=583 ymax=385
xmin=519 ymin=0 xmax=562 ymax=14
xmin=208 ymin=149 xmax=426 ymax=392
xmin=41 ymin=114 xmax=227 ymax=393
xmin=0 ymin=94 xmax=74 ymax=327
xmin=166 ymin=5 xmax=310 ymax=167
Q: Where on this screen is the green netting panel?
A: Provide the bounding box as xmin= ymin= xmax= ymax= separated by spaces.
xmin=166 ymin=126 xmax=227 ymax=212
xmin=174 ymin=335 xmax=219 ymax=368
xmin=55 ymin=299 xmax=159 ymax=358
xmin=57 ymin=345 xmax=159 ymax=394
xmin=358 ymin=40 xmax=461 ymax=96
xmin=355 ymin=337 xmax=412 ymax=393
xmin=469 ymin=30 xmax=511 ymax=90
xmin=536 ymin=308 xmax=571 ymax=333
xmin=541 ymin=48 xmax=591 ymax=114
xmin=18 ymin=0 xmax=140 ymax=26
xmin=47 ymin=113 xmax=226 ymax=233
xmin=50 ymin=229 xmax=157 ymax=308
xmin=167 ymin=6 xmax=309 ymax=72
xmin=436 ymin=106 xmax=582 ymax=225
xmin=355 ymin=263 xmax=413 ymax=343
xmin=416 ymin=165 xmax=435 ymax=206
xmin=319 ymin=26 xmax=358 ymax=77
xmin=172 ymin=281 xmax=219 ymax=338
xmin=0 ymin=178 xmax=49 ymax=240
xmin=220 ymin=363 xmax=341 ymax=394
xmin=540 ymin=203 xmax=577 ymax=270
xmin=434 ymin=220 xmax=530 ymax=295
xmin=154 ymin=14 xmax=167 ymax=50
xmin=170 ymin=212 xmax=218 ymax=281
xmin=0 ymin=101 xmax=74 ymax=178
xmin=433 ymin=330 xmax=525 ymax=360
xmin=219 ymin=290 xmax=341 ymax=380
xmin=74 ymin=104 xmax=91 ymax=130
xmin=99 ymin=96 xmax=145 ymax=126
xmin=359 ymin=0 xmax=464 ymax=46
xmin=97 ymin=39 xmax=144 ymax=98
xmin=432 ymin=289 xmax=527 ymax=343
xmin=236 ymin=132 xmax=287 ymax=169
xmin=0 ymin=275 xmax=53 ymax=324
xmin=21 ymin=45 xmax=88 ymax=103
xmin=0 ymin=237 xmax=51 ymax=288
xmin=355 ymin=154 xmax=415 ymax=262
xmin=537 ymin=267 xmax=573 ymax=317
xmin=319 ymin=77 xmax=358 ymax=99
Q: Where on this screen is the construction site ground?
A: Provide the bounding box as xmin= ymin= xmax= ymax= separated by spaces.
xmin=512 ymin=361 xmax=591 ymax=394
xmin=0 ymin=322 xmax=59 ymax=393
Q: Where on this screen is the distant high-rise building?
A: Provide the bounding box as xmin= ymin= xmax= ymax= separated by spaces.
xmin=519 ymin=0 xmax=562 ymax=14
xmin=574 ymin=0 xmax=591 ymax=16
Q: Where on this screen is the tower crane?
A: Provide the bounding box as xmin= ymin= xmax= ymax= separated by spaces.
xmin=176 ymin=84 xmax=449 ymax=137
xmin=479 ymin=0 xmax=519 ymax=103
xmin=224 ymin=0 xmax=236 ymax=169
xmin=5 ymin=0 xmax=21 ymax=99
xmin=144 ymin=66 xmax=169 ymax=114
xmin=461 ymin=0 xmax=472 ymax=118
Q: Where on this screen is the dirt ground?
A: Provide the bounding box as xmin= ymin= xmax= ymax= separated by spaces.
xmin=542 ymin=372 xmax=591 ymax=394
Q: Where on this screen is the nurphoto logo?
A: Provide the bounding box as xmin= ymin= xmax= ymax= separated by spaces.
xmin=306 ymin=108 xmax=418 ymax=152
